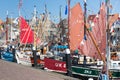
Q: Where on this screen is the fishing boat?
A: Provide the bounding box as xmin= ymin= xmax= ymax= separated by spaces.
xmin=1 ymin=46 xmax=14 ymax=62
xmin=15 ymin=15 xmax=43 ymax=66
xmin=66 ymin=0 xmax=120 ymax=79
xmin=15 ymin=6 xmax=50 ymax=67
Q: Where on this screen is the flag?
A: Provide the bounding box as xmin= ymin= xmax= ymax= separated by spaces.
xmin=65 ymin=5 xmax=68 ymax=15
xmin=18 ymin=0 xmax=22 ymax=10
xmin=19 ymin=16 xmax=34 ymax=44
xmin=84 ymin=34 xmax=87 ymax=40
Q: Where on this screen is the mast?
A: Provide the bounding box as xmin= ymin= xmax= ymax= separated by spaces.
xmin=59 ymin=5 xmax=62 ymax=40
xmin=66 ymin=0 xmax=72 ymax=77
xmin=10 ymin=14 xmax=13 ymax=42
xmin=84 ymin=0 xmax=87 ymax=36
xmin=67 ymin=0 xmax=70 ymax=48
xmin=44 ymin=4 xmax=48 ymax=42
xmin=83 ymin=0 xmax=87 ymax=66
xmin=6 ymin=11 xmax=9 ymax=45
xmin=59 ymin=5 xmax=62 ymax=22
xmin=18 ymin=0 xmax=22 ymax=45
xmin=106 ymin=0 xmax=110 ymax=79
xmin=18 ymin=0 xmax=22 ymax=16
xmin=33 ymin=5 xmax=37 ymax=49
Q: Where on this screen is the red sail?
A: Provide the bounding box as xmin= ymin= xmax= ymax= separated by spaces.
xmin=98 ymin=3 xmax=106 ymax=58
xmin=19 ymin=16 xmax=34 ymax=44
xmin=69 ymin=3 xmax=84 ymax=51
xmin=79 ymin=3 xmax=106 ymax=60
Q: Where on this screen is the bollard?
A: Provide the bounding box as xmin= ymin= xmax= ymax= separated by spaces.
xmin=32 ymin=47 xmax=37 ymax=67
xmin=83 ymin=55 xmax=87 ymax=67
xmin=65 ymin=48 xmax=72 ymax=77
xmin=12 ymin=46 xmax=17 ymax=62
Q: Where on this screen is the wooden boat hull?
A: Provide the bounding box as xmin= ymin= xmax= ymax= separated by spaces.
xmin=72 ymin=66 xmax=120 ymax=79
xmin=72 ymin=66 xmax=100 ymax=78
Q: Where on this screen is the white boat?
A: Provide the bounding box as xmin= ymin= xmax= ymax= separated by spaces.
xmin=15 ymin=50 xmax=33 ymax=66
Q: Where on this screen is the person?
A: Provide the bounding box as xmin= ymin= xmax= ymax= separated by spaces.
xmin=99 ymin=73 xmax=108 ymax=80
xmin=99 ymin=64 xmax=108 ymax=80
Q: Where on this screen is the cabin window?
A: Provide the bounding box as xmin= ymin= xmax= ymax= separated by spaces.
xmin=113 ymin=63 xmax=117 ymax=67
xmin=118 ymin=63 xmax=120 ymax=66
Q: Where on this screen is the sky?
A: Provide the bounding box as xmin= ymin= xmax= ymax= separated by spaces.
xmin=0 ymin=0 xmax=120 ymax=23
